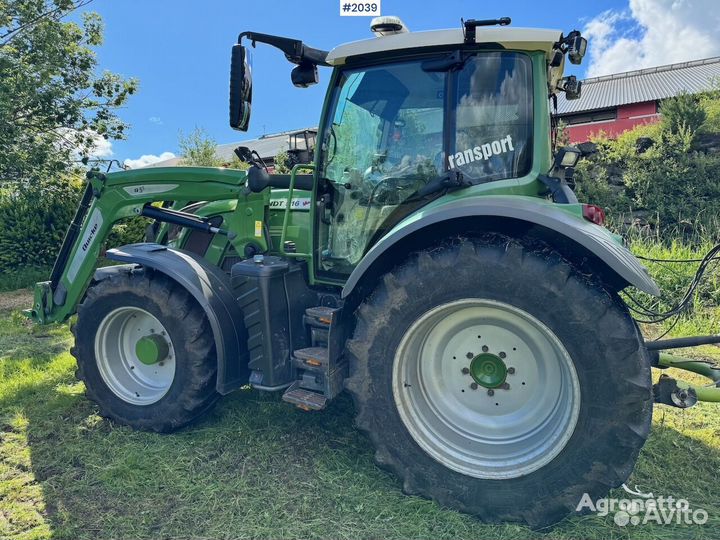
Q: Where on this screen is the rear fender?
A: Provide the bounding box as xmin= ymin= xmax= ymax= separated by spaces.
xmin=101 ymin=243 xmax=249 ymax=394
xmin=342 ymin=196 xmax=660 ymax=299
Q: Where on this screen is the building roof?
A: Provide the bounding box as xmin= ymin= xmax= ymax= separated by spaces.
xmin=326 ymin=27 xmax=562 ymax=65
xmin=146 ymin=128 xmax=316 ymax=168
xmin=557 ymin=56 xmax=720 ymax=115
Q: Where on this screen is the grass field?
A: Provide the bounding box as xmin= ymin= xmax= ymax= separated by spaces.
xmin=1 ymin=284 xmax=719 ymax=539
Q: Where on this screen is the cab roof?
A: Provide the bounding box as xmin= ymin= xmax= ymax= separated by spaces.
xmin=326 ymin=27 xmax=563 ymax=66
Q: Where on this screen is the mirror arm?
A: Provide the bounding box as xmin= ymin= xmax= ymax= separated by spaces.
xmin=238 ymin=31 xmax=330 ymax=67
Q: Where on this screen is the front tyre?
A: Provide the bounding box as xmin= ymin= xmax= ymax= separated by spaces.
xmin=72 ymin=270 xmax=219 ymax=432
xmin=345 ymin=237 xmax=652 ymax=527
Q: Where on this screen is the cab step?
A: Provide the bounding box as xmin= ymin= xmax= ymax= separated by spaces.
xmin=282 ymin=381 xmax=328 ymax=410
xmin=283 ymin=306 xmax=347 ymax=411
xmin=292 ymin=346 xmax=329 ymax=371
xmin=304 ymin=306 xmax=335 ymax=347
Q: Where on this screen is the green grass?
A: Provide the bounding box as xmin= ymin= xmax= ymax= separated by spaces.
xmin=1 ymin=289 xmax=719 ymax=539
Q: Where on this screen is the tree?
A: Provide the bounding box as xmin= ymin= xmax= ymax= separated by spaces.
xmin=273 ymin=149 xmax=291 ymax=173
xmin=660 ymin=92 xmax=706 ymax=137
xmin=178 ymin=127 xmax=223 ymax=167
xmin=178 ymin=127 xmax=249 ymax=169
xmin=0 ymin=0 xmax=137 ymax=190
xmin=555 ymin=119 xmax=571 ymax=147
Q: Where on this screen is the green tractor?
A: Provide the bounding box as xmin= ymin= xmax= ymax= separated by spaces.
xmin=27 ymin=15 xmax=720 ymax=527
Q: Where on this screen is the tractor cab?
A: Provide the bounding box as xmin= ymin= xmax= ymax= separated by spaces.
xmin=316 ymin=46 xmax=534 ymax=275
xmin=231 ymin=17 xmax=586 ymax=281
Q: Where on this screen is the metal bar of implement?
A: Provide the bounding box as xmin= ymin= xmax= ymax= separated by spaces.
xmin=658 ymin=352 xmax=720 ymax=403
xmin=140 ymin=205 xmax=232 ymax=237
xmin=50 ymin=181 xmax=94 ymax=291
xmin=658 ymin=352 xmax=720 ymax=382
xmin=675 ymin=380 xmax=720 ymax=402
xmin=646 ymin=335 xmax=720 ymax=350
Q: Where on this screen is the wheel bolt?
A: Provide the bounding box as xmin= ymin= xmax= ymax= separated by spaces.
xmin=507 ymin=367 xmax=516 ymax=375
xmin=487 ymin=389 xmax=494 ymax=396
xmin=466 ymin=352 xmax=474 ymax=359
xmin=470 ymin=382 xmax=478 ymax=390
xmin=499 ymin=351 xmax=506 ymax=358
xmin=461 ymin=367 xmax=470 ymax=375
xmin=481 ymin=345 xmax=489 ymax=352
xmin=502 ymin=382 xmax=511 ymax=390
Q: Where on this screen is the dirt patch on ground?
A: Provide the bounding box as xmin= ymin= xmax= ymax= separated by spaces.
xmin=0 ymin=290 xmax=32 ymax=313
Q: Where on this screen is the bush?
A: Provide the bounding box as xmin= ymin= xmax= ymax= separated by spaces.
xmin=660 ymin=92 xmax=706 ymax=136
xmin=622 ymin=131 xmax=720 ymax=232
xmin=699 ymin=86 xmax=720 ymax=134
xmin=106 ymin=217 xmax=147 ymax=248
xmin=0 ymin=266 xmax=54 ymax=292
xmin=574 ymin=92 xmax=720 ymax=240
xmin=0 ymin=177 xmax=81 ymax=272
xmin=273 ymin=150 xmax=291 ymax=173
xmin=0 ymin=174 xmax=147 ymax=278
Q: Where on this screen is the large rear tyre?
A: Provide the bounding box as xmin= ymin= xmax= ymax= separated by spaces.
xmin=345 ymin=237 xmax=652 ymax=527
xmin=72 ymin=269 xmax=219 ymax=432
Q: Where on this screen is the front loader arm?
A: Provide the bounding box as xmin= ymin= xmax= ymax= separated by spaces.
xmin=28 ymin=166 xmax=256 ymax=324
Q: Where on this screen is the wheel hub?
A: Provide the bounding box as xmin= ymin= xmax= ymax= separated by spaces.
xmin=135 ymin=334 xmax=169 ymax=365
xmin=469 ymin=353 xmax=507 ymax=388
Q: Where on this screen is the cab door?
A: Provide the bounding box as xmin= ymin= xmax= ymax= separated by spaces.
xmin=314 ymin=59 xmax=446 ymax=281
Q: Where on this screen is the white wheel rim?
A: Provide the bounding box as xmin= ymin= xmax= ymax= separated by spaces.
xmin=94 ymin=307 xmax=176 ymax=405
xmin=393 ymin=298 xmax=581 ymax=479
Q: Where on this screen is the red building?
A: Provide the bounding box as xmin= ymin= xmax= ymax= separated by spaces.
xmin=556 ymin=56 xmax=720 ymax=143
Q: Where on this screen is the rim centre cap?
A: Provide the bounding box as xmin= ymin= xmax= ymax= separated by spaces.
xmin=135 ymin=334 xmax=169 ymax=365
xmin=469 ymin=353 xmax=507 ymax=388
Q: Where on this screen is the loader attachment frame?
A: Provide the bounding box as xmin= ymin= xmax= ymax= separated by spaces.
xmin=27 ymin=166 xmax=261 ymax=324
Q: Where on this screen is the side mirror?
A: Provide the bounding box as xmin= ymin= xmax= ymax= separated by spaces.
xmin=291 ymin=63 xmax=319 ymax=88
xmin=568 ymin=35 xmax=587 ymax=65
xmin=229 ymin=44 xmax=252 ymax=131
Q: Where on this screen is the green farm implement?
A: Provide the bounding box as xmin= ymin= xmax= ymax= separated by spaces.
xmin=27 ymin=16 xmax=720 ymax=526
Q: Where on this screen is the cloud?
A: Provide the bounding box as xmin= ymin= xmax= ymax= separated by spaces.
xmin=583 ymin=0 xmax=720 ymax=77
xmin=56 ymin=128 xmax=114 ymax=160
xmin=124 ymin=151 xmax=176 ymax=169
xmin=149 ymin=116 xmax=163 ymax=125
xmin=88 ymin=134 xmax=113 ymax=158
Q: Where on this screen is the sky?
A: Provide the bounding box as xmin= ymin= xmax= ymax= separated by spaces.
xmin=76 ymin=0 xmax=720 ymax=167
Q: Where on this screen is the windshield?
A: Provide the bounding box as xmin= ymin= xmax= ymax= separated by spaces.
xmin=317 ymin=52 xmax=533 ymax=277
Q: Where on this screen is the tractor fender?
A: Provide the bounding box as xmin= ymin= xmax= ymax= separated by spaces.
xmin=101 ymin=243 xmax=249 ymax=394
xmin=341 ymin=196 xmax=660 ymax=298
